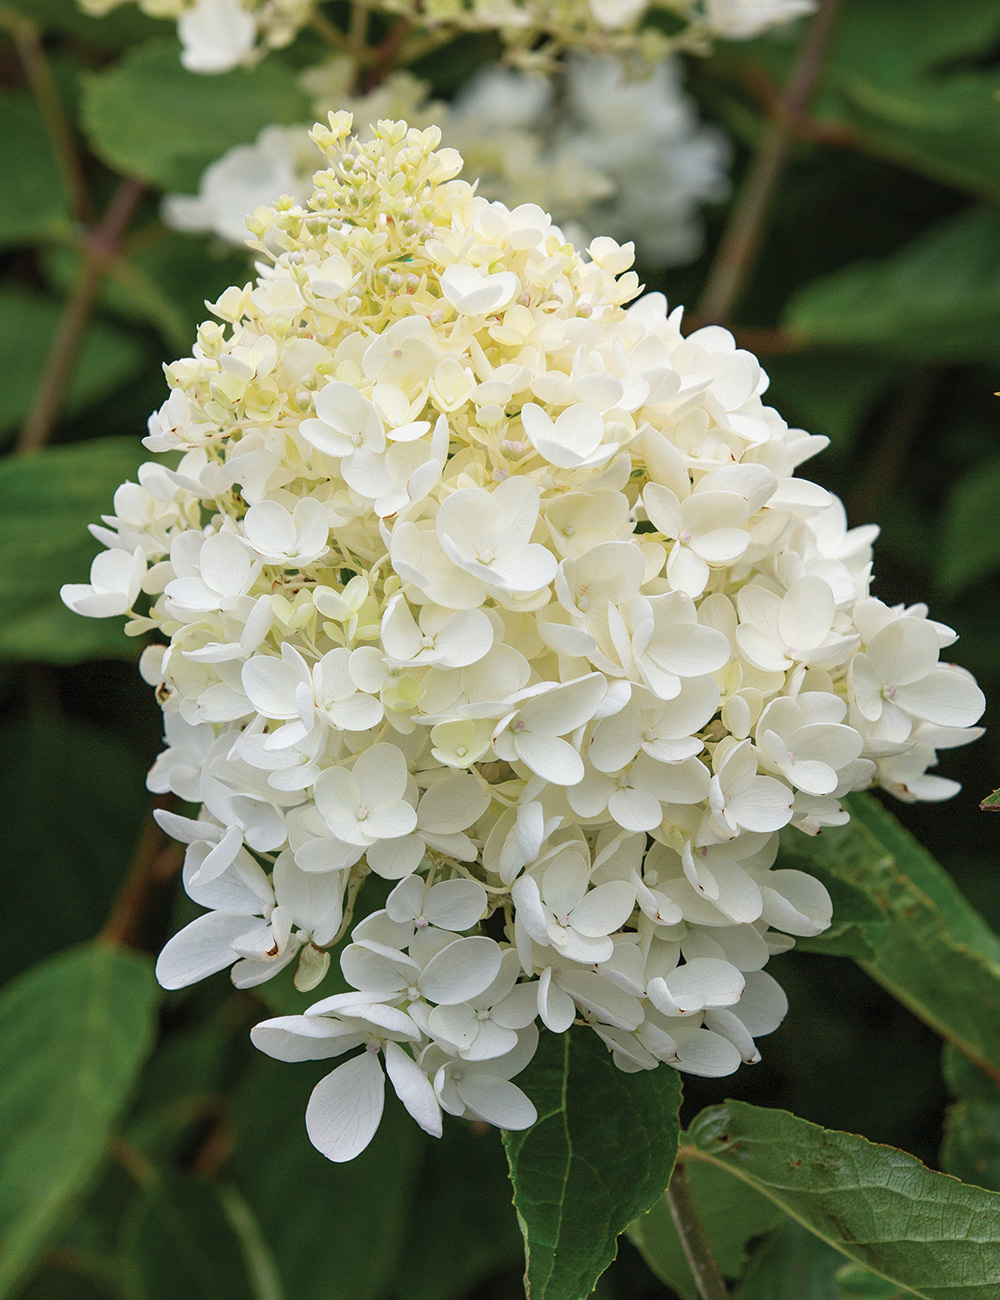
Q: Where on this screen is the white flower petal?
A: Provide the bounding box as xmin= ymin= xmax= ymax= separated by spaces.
xmin=419 ymin=937 xmax=503 ymax=1006
xmin=384 ymin=1040 xmax=443 ymax=1137
xmin=306 ymin=1051 xmax=386 ymax=1163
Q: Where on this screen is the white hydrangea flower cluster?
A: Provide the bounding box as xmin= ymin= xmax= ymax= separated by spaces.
xmin=79 ymin=0 xmax=313 ymax=72
xmin=166 ymin=55 xmax=728 ymax=269
xmin=79 ymin=0 xmax=815 ymax=75
xmin=63 ymin=117 xmax=984 ymax=1163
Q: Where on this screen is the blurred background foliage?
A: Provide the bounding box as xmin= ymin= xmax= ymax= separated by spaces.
xmin=0 ymin=1 xmax=998 ymax=1296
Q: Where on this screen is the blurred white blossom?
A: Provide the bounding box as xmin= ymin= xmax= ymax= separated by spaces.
xmin=165 ymin=53 xmax=728 ymax=268
xmin=79 ymin=0 xmax=815 ymax=71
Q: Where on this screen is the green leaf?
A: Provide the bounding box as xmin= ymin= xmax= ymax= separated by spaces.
xmin=81 ymin=40 xmax=310 ymax=192
xmin=121 ymin=1173 xmax=268 ymax=1300
xmin=821 ymin=0 xmax=1000 ymax=77
xmin=0 ymin=942 xmax=160 ymax=1299
xmin=227 ymin=1058 xmax=422 ymax=1300
xmin=784 ymin=209 xmax=1000 ymax=361
xmin=0 ymin=436 xmax=148 ymax=662
xmin=2 ymin=0 xmax=163 ymax=45
xmin=937 ymin=457 xmax=1000 ymax=595
xmin=780 ymin=792 xmax=1000 ymax=1085
xmin=0 ymin=718 xmax=147 ymax=984
xmin=394 ymin=1123 xmax=523 ymax=1300
xmin=0 ymin=288 xmax=147 ymax=442
xmin=502 ymin=1027 xmax=682 ymax=1300
xmin=730 ymin=1219 xmax=905 ymax=1299
xmin=628 ymin=1160 xmax=781 ymax=1299
xmin=981 ymin=789 xmax=1000 ymax=812
xmin=837 ymin=1267 xmax=907 ymax=1300
xmin=685 ymin=1099 xmax=1000 ymax=1299
xmin=0 ymin=94 xmax=71 ymax=247
xmin=941 ymin=1094 xmax=1000 ymax=1195
xmin=753 ymin=0 xmax=1000 ymax=199
xmin=827 ymin=72 xmax=1000 ymax=204
xmin=941 ymin=1047 xmax=1000 ymax=1193
xmin=732 ymin=1219 xmax=844 ymax=1300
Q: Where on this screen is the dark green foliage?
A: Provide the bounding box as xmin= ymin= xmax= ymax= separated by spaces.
xmin=0 ymin=943 xmax=159 ymax=1299
xmin=503 ymin=1028 xmax=682 ymax=1300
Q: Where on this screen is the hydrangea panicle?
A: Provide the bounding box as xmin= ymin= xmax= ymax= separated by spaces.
xmin=63 ymin=114 xmax=984 ymax=1163
xmin=78 ymin=0 xmax=816 ymax=75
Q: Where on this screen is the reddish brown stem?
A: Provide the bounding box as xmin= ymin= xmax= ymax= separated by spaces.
xmin=694 ymin=0 xmax=843 ymax=328
xmin=101 ymin=797 xmax=182 ymax=950
xmin=0 ymin=5 xmax=94 ymax=224
xmin=362 ymin=16 xmax=410 ymax=91
xmin=16 ymin=176 xmax=145 ymax=455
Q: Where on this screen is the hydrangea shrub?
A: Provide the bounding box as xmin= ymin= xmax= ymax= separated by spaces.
xmin=62 ymin=116 xmax=985 ymax=1164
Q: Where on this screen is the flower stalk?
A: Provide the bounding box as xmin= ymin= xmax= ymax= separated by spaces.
xmin=665 ymin=1162 xmax=729 ymax=1300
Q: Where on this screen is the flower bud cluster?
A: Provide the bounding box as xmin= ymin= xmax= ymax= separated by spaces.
xmin=63 ymin=116 xmax=984 ymax=1162
xmin=79 ymin=0 xmax=815 ymax=74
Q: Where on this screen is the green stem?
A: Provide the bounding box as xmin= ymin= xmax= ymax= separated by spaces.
xmin=665 ymin=1162 xmax=729 ymax=1300
xmin=694 ymin=0 xmax=842 ymax=327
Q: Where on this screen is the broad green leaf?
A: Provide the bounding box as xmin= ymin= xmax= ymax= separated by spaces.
xmin=938 ymin=457 xmax=1000 ymax=595
xmin=0 ymin=94 xmax=70 ymax=247
xmin=685 ymin=1100 xmax=1000 ymax=1299
xmin=731 ymin=1219 xmax=903 ymax=1299
xmin=0 ymin=436 xmax=148 ymax=662
xmin=817 ymin=0 xmax=1000 ymax=201
xmin=228 ymin=1058 xmax=421 ymax=1300
xmin=628 ymin=1159 xmax=781 ymax=1299
xmin=941 ymin=1047 xmax=1000 ymax=1193
xmin=827 ymin=72 xmax=1000 ymax=204
xmin=981 ymin=789 xmax=1000 ymax=812
xmin=0 ymin=718 xmax=147 ymax=984
xmin=785 ymin=209 xmax=1000 ymax=361
xmin=746 ymin=0 xmax=1000 ymax=199
xmin=503 ymin=1027 xmax=682 ymax=1300
xmin=0 ymin=942 xmax=159 ymax=1299
xmin=120 ymin=1173 xmax=267 ymax=1300
xmin=732 ymin=1219 xmax=844 ymax=1300
xmin=394 ymin=1123 xmax=523 ymax=1300
xmin=781 ymin=792 xmax=1000 ymax=1084
xmin=0 ymin=288 xmax=146 ymax=441
xmin=941 ymin=1095 xmax=1000 ymax=1195
xmin=838 ymin=1268 xmax=907 ymax=1300
xmin=81 ymin=40 xmax=310 ymax=192
xmin=1 ymin=0 xmax=162 ymax=45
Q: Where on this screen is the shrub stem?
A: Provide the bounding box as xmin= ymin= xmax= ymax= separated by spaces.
xmin=665 ymin=1163 xmax=729 ymax=1300
xmin=694 ymin=0 xmax=842 ymax=327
